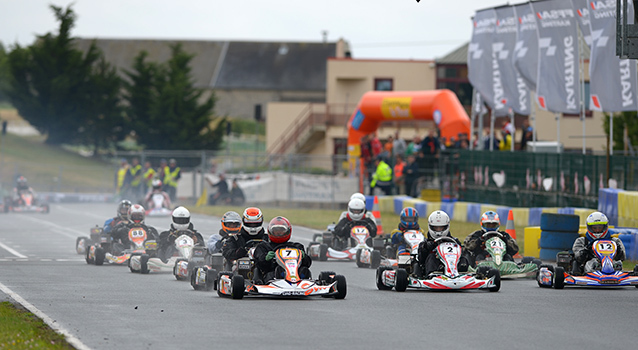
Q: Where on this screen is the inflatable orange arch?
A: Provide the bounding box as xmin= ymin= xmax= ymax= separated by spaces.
xmin=347 ymin=89 xmax=471 ymax=157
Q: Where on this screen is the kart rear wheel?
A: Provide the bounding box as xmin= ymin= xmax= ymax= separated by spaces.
xmin=394 ymin=268 xmax=408 ymax=292
xmin=94 ymin=247 xmax=105 ymax=266
xmin=173 ymin=258 xmax=188 ymax=281
xmin=376 ymin=267 xmax=393 ymax=290
xmin=140 ymin=254 xmax=150 ymax=274
xmin=85 ymin=247 xmax=94 ymax=265
xmin=217 ymin=271 xmax=232 ymax=297
xmin=205 ymin=268 xmax=216 ymax=291
xmin=355 ymin=249 xmax=366 ymax=268
xmin=190 ymin=267 xmax=203 ymax=290
xmin=520 ymin=256 xmax=534 ymax=264
xmin=475 ymin=265 xmax=490 ymax=279
xmin=553 ymin=266 xmax=565 ymax=289
xmin=319 ymin=244 xmax=328 ymax=261
xmin=537 ymin=264 xmax=554 ymax=288
xmin=371 ymin=250 xmax=381 ymax=269
xmin=532 ymin=259 xmax=542 ymax=268
xmin=231 ymin=275 xmax=245 ymax=299
xmin=487 ymin=268 xmax=501 ymax=292
xmin=333 ymin=275 xmax=347 ymax=299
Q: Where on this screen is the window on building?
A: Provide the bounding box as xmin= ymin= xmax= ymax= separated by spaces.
xmin=374 ymin=78 xmax=393 ymax=91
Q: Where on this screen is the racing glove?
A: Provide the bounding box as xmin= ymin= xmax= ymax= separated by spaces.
xmin=266 ymin=251 xmax=276 ymax=261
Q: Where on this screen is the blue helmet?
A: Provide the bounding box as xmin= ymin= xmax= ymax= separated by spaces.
xmin=480 ymin=211 xmax=500 ymax=232
xmin=400 ymin=207 xmax=419 ymax=230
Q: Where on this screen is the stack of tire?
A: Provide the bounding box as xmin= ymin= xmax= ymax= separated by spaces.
xmin=539 ymin=213 xmax=580 ymax=261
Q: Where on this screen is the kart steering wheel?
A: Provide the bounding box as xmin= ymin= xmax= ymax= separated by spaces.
xmin=434 ymin=236 xmax=457 ymax=244
xmin=481 ymin=231 xmax=503 ymax=240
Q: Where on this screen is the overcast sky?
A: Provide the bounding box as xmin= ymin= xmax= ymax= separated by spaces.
xmin=1 ymin=0 xmax=511 ymax=60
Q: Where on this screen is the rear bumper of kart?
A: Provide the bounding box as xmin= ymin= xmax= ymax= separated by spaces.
xmin=217 ymin=274 xmax=338 ymax=298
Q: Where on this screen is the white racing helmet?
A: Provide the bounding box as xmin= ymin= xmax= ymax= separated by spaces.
xmin=585 ymin=211 xmax=609 ymax=242
xmin=347 ymin=198 xmax=366 ymax=221
xmin=172 ymin=206 xmax=191 ymax=231
xmin=428 ymin=210 xmax=450 ymax=239
xmin=350 ymin=192 xmax=366 ymax=205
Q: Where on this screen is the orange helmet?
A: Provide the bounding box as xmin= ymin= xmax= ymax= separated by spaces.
xmin=268 ymin=216 xmax=292 ymax=244
xmin=221 ymin=211 xmax=242 ymax=235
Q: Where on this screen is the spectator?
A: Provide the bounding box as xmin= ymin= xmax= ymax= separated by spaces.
xmin=207 ymin=173 xmax=229 ymax=205
xmin=420 ymin=129 xmax=439 ymax=157
xmin=370 ymin=156 xmax=393 ymax=195
xmin=499 ymin=121 xmax=513 ymax=151
xmin=163 ymin=159 xmax=181 ymax=202
xmin=115 ymin=158 xmax=130 ymax=200
xmin=393 ymin=131 xmax=407 ymax=158
xmin=393 ymin=154 xmax=405 ymax=195
xmin=482 ymin=128 xmax=499 ymax=151
xmin=521 ymin=118 xmax=534 ymax=150
xmin=403 ymin=154 xmax=419 ymax=197
xmin=370 ymin=133 xmax=383 ymax=158
xmin=406 ymin=136 xmax=422 ymax=156
xmin=142 ymin=161 xmax=156 ymax=195
xmin=383 ymin=135 xmax=394 ymax=156
xmin=127 ymin=157 xmax=143 ymax=201
xmin=230 ymin=179 xmax=246 ymax=205
xmin=360 ymin=134 xmax=373 ymax=182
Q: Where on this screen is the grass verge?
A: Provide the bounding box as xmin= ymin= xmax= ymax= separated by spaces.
xmin=0 ymin=301 xmax=74 ymax=349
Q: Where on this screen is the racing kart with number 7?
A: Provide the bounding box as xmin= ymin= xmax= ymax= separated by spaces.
xmin=217 ymin=247 xmax=347 ymax=299
xmin=377 ymin=236 xmax=500 ymax=292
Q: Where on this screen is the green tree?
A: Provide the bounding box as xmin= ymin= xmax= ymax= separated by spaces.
xmin=0 ymin=42 xmax=9 ymax=103
xmin=128 ymin=44 xmax=223 ymax=150
xmin=4 ymin=5 xmax=114 ymax=145
xmin=603 ymin=112 xmax=638 ymax=152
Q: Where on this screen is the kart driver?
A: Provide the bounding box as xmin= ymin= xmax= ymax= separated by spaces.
xmin=12 ymin=176 xmax=37 ymax=205
xmin=253 ymin=216 xmax=312 ymax=282
xmin=158 ymin=206 xmax=205 ymax=262
xmin=111 ymin=204 xmax=160 ymax=252
xmin=144 ymin=179 xmax=172 ymax=210
xmin=337 ymin=193 xmax=375 ymax=221
xmin=463 ymin=210 xmax=519 ymax=267
xmin=103 ymin=200 xmax=133 ymax=234
xmin=417 ymin=210 xmax=469 ymax=277
xmin=207 ymin=211 xmax=242 ymax=254
xmin=332 ymin=198 xmax=377 ymax=250
xmin=389 ymin=207 xmax=425 ymax=258
xmin=222 ymin=207 xmax=267 ymax=262
xmin=572 ymin=211 xmax=626 ymax=274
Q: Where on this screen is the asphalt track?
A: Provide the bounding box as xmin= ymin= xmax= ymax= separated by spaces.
xmin=0 ymin=203 xmax=636 ymax=350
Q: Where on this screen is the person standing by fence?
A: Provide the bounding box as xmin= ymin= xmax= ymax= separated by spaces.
xmin=163 ymin=158 xmax=181 ymax=202
xmin=142 ymin=160 xmax=156 ymax=195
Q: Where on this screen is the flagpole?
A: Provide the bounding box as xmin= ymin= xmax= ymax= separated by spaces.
xmin=610 ymin=113 xmax=614 ymax=156
xmin=470 ymin=89 xmax=477 ymax=151
xmin=531 ymin=96 xmax=537 ymax=153
xmin=490 ymin=109 xmax=495 ymax=152
xmin=556 ymin=113 xmax=561 ymax=153
xmin=509 ymin=109 xmax=515 ymax=152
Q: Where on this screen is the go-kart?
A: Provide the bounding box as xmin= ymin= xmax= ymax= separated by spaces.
xmin=145 ymin=192 xmax=171 ymax=217
xmin=76 ymin=226 xmax=102 ymax=255
xmin=129 ymin=230 xmax=201 ymax=278
xmin=217 ymin=247 xmax=347 ymax=299
xmin=468 ymin=231 xmax=540 ymax=279
xmin=307 ymin=224 xmax=383 ymax=268
xmin=85 ymin=225 xmax=157 ymax=266
xmin=190 ymin=239 xmax=262 ymax=291
xmin=379 ymin=230 xmax=425 ymax=269
xmin=3 ymin=193 xmax=49 ymax=213
xmin=537 ymin=239 xmax=638 ymax=289
xmin=377 ymin=236 xmax=500 ymax=292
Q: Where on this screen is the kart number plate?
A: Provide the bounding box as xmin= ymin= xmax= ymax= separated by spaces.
xmin=281 ymin=249 xmax=298 ymax=258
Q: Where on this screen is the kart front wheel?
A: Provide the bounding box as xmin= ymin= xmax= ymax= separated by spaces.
xmin=487 ymin=268 xmax=501 ymax=292
xmin=394 ymin=268 xmax=408 ymax=292
xmin=355 ymin=249 xmax=366 ymax=268
xmin=76 ymin=237 xmax=90 ymax=255
xmin=553 ymin=266 xmax=565 ymax=289
xmin=94 ymin=247 xmax=105 ymax=266
xmin=537 ymin=264 xmax=554 ymax=288
xmin=231 ymin=275 xmax=245 ymax=299
xmin=333 ymin=275 xmax=347 ymax=299
xmin=217 ymin=271 xmax=232 ymax=297
xmin=376 ymin=266 xmax=393 ymax=291
xmin=140 ymin=254 xmax=150 ymax=274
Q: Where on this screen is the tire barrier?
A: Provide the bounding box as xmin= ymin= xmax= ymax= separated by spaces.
xmin=540 ymin=213 xmax=580 ymax=232
xmin=539 ymin=231 xmax=580 ymax=250
xmin=613 ymin=228 xmax=638 ymax=261
xmin=539 ymin=248 xmax=567 ymax=261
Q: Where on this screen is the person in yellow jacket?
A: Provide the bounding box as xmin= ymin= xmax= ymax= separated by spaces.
xmin=142 ymin=160 xmax=156 ymax=195
xmin=163 ymin=158 xmax=181 ymax=202
xmin=127 ymin=157 xmax=143 ymax=201
xmin=370 ymin=156 xmax=393 ymax=195
xmin=115 ymin=158 xmax=130 ymax=200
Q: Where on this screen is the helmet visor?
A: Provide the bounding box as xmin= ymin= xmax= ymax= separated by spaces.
xmin=131 ymin=213 xmax=144 ymax=223
xmin=173 ymin=217 xmax=189 ymax=225
xmin=269 ymin=225 xmax=289 ymax=237
xmin=588 ymin=224 xmax=606 ymax=234
xmin=430 ymin=225 xmax=448 ymax=232
xmin=245 ymin=222 xmax=262 ymax=228
xmin=350 ymin=208 xmax=364 ymax=215
xmin=483 ymin=222 xmax=499 ymax=230
xmin=224 ymin=221 xmax=241 ymax=229
xmin=402 ymin=216 xmax=417 ymax=223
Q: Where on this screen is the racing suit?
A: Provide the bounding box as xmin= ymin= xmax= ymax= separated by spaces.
xmin=221 ymin=227 xmax=267 ymax=262
xmin=332 ymin=216 xmax=377 ymax=250
xmin=207 ymin=229 xmax=231 ymax=254
xmin=158 ymin=223 xmax=205 ymax=262
xmin=111 ymin=222 xmax=160 ymax=254
xmin=417 ymin=233 xmax=469 ymax=277
xmin=253 ymin=240 xmax=312 ymax=282
xmin=337 ymin=210 xmax=375 ymax=222
xmin=572 ymin=236 xmax=626 ymax=274
xmin=389 ymin=224 xmax=425 ymax=258
xmin=463 ymin=230 xmax=519 ymax=267
xmin=103 ymin=216 xmax=130 ymax=234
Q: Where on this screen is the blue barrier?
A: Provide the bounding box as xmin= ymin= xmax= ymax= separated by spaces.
xmin=557 ymin=207 xmax=575 ymax=215
xmin=467 ymin=203 xmax=482 ymax=223
xmin=393 ymin=196 xmax=412 ymax=215
xmin=414 ymin=202 xmax=428 ymax=218
xmin=598 ymin=188 xmax=624 ymax=226
xmin=441 ymin=202 xmax=455 ymax=219
xmin=365 ymin=196 xmax=374 ymax=211
xmin=496 ymin=207 xmax=511 ymax=224
xmin=529 ymin=208 xmax=543 ymax=226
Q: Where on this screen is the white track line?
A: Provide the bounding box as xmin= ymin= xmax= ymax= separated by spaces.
xmin=0 ymin=281 xmax=92 ymax=350
xmin=18 ymin=215 xmax=87 ymax=238
xmin=0 ymin=240 xmax=27 ymax=258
